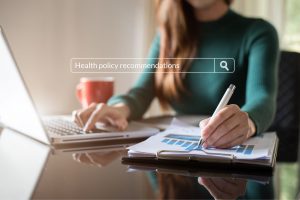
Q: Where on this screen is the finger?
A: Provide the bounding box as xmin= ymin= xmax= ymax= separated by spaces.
xmin=198 ymin=177 xmax=203 ymax=184
xmin=72 ymin=110 xmax=79 ymax=122
xmin=199 ymin=118 xmax=210 ymax=142
xmin=87 ymin=151 xmax=121 ymax=167
xmin=113 ymin=118 xmax=128 ymax=131
xmin=85 ymin=153 xmax=102 ymax=167
xmin=76 ymin=112 xmax=85 ymax=128
xmin=77 ymin=103 xmax=98 ymax=125
xmin=72 ymin=153 xmax=91 ymax=164
xmin=221 ymin=178 xmax=239 ymax=186
xmin=84 ymin=104 xmax=128 ymax=131
xmin=210 ymin=178 xmax=245 ymax=199
xmin=84 ymin=104 xmax=124 ymax=131
xmin=79 ymin=153 xmax=96 ymax=166
xmin=199 ymin=117 xmax=210 ymax=129
xmin=72 ymin=110 xmax=81 ymax=127
xmin=215 ymin=126 xmax=247 ymax=148
xmin=199 ymin=178 xmax=230 ymax=200
xmin=211 ymin=111 xmax=249 ymax=147
xmin=202 ymin=104 xmax=240 ymax=140
xmin=105 ymin=117 xmax=124 ymax=131
xmin=83 ymin=104 xmax=107 ymax=131
xmin=218 ymin=134 xmax=246 ymax=149
xmin=212 ymin=178 xmax=238 ymax=188
xmin=205 ymin=114 xmax=240 ymax=146
xmin=72 ymin=153 xmax=81 ymax=162
xmin=216 ymin=178 xmax=247 ymax=197
xmin=104 ymin=110 xmax=128 ymax=130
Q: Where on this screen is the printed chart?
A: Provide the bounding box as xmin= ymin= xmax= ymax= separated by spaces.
xmin=161 ymin=133 xmax=254 ymax=155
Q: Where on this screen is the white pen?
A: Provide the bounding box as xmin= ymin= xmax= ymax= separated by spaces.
xmin=197 ymin=84 xmax=236 ymax=147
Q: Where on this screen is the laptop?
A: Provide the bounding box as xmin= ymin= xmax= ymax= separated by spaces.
xmin=0 ymin=26 xmax=159 ymax=145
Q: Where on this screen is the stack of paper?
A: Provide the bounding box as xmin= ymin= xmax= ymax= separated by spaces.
xmin=128 ymin=119 xmax=278 ymax=167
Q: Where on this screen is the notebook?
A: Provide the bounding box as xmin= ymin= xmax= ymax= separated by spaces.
xmin=124 ymin=119 xmax=278 ymax=170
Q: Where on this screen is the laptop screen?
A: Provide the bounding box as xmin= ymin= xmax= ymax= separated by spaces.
xmin=0 ymin=27 xmax=50 ymax=144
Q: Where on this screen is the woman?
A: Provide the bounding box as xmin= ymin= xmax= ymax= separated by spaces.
xmin=74 ymin=0 xmax=279 ymax=149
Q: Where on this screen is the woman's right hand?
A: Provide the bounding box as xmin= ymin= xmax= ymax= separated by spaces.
xmin=198 ymin=177 xmax=247 ymax=199
xmin=72 ymin=103 xmax=130 ymax=132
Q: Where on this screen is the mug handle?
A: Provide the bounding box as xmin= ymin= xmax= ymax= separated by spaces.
xmin=76 ymin=83 xmax=83 ymax=104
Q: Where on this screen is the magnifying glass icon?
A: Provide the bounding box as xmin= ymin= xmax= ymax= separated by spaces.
xmin=220 ymin=61 xmax=229 ymax=71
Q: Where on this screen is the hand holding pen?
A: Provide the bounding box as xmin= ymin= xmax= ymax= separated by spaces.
xmin=198 ymin=84 xmax=256 ymax=149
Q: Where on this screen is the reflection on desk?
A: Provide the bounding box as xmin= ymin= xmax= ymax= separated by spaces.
xmin=0 ymin=127 xmax=274 ymax=199
xmin=153 ymin=173 xmax=250 ymax=199
xmin=124 ymin=159 xmax=274 ymax=199
xmin=198 ymin=177 xmax=247 ymax=199
xmin=73 ymin=150 xmax=127 ymax=167
xmin=0 ymin=128 xmax=50 ymax=199
xmin=154 ymin=173 xmax=274 ymax=199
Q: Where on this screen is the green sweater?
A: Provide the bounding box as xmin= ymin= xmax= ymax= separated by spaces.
xmin=108 ymin=9 xmax=279 ymax=134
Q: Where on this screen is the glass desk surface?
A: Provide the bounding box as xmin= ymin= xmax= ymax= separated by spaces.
xmin=0 ymin=127 xmax=279 ymax=199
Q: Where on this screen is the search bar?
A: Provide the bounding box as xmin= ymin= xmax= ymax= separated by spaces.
xmin=192 ymin=58 xmax=235 ymax=73
xmin=70 ymin=58 xmax=235 ymax=73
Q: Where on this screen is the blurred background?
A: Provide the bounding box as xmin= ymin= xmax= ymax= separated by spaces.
xmin=0 ymin=0 xmax=299 ymax=199
xmin=0 ymin=0 xmax=299 ymax=115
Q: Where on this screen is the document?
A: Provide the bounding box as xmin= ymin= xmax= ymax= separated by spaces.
xmin=127 ymin=119 xmax=278 ymax=167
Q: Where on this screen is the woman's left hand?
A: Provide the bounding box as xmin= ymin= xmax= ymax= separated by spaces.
xmin=200 ymin=104 xmax=256 ymax=148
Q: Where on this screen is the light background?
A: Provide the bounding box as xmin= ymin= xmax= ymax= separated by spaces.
xmin=0 ymin=0 xmax=286 ymax=116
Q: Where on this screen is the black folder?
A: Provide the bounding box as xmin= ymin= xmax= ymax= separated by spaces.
xmin=122 ymin=134 xmax=278 ymax=172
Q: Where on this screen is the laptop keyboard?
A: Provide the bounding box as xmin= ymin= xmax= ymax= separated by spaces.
xmin=44 ymin=119 xmax=86 ymax=136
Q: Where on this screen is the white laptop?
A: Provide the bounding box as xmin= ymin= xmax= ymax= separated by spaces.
xmin=0 ymin=26 xmax=159 ymax=145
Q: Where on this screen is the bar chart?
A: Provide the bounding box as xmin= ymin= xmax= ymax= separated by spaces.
xmin=161 ymin=133 xmax=254 ymax=155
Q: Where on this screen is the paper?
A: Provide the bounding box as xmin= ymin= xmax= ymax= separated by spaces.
xmin=128 ymin=118 xmax=276 ymax=161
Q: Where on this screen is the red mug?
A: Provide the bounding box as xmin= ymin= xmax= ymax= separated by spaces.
xmin=76 ymin=77 xmax=114 ymax=108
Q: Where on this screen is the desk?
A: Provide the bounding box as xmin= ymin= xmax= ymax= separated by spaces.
xmin=0 ymin=127 xmax=278 ymax=199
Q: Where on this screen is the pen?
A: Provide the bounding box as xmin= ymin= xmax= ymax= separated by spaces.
xmin=197 ymin=84 xmax=236 ymax=147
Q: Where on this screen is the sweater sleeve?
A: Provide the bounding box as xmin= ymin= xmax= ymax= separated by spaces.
xmin=241 ymin=20 xmax=279 ymax=134
xmin=107 ymin=35 xmax=160 ymax=120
